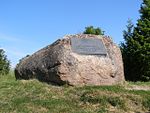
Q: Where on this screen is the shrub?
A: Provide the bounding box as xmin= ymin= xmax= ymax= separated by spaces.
xmin=83 ymin=26 xmax=104 ymax=35
xmin=0 ymin=49 xmax=10 ymax=75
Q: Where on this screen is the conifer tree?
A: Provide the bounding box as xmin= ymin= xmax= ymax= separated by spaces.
xmin=121 ymin=0 xmax=150 ymax=81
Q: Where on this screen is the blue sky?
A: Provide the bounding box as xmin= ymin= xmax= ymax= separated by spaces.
xmin=0 ymin=0 xmax=142 ymax=67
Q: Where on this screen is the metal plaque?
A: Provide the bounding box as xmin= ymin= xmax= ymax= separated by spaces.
xmin=71 ymin=38 xmax=107 ymax=55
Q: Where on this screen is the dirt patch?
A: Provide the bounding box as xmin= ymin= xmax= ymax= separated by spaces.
xmin=126 ymin=85 xmax=150 ymax=91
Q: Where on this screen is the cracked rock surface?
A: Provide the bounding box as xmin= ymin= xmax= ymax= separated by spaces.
xmin=15 ymin=34 xmax=125 ymax=86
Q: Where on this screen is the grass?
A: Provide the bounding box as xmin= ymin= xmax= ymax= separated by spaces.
xmin=0 ymin=73 xmax=150 ymax=113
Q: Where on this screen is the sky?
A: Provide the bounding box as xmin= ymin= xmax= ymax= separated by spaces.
xmin=0 ymin=0 xmax=142 ymax=68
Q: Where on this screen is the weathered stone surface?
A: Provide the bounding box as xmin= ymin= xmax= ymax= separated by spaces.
xmin=15 ymin=34 xmax=125 ymax=86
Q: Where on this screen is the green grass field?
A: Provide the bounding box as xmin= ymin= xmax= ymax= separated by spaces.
xmin=0 ymin=73 xmax=150 ymax=113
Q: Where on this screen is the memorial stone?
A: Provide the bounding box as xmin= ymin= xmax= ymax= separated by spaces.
xmin=15 ymin=34 xmax=125 ymax=86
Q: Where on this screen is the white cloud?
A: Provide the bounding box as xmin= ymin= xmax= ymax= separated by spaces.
xmin=0 ymin=33 xmax=31 ymax=44
xmin=6 ymin=49 xmax=26 ymax=58
xmin=1 ymin=47 xmax=27 ymax=68
xmin=0 ymin=33 xmax=38 ymax=67
xmin=0 ymin=33 xmax=21 ymax=42
xmin=0 ymin=47 xmax=4 ymax=50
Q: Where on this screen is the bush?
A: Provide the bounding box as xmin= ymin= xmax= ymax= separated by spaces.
xmin=0 ymin=49 xmax=10 ymax=75
xmin=83 ymin=26 xmax=104 ymax=35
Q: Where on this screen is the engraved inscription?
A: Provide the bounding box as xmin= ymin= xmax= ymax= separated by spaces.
xmin=71 ymin=38 xmax=107 ymax=55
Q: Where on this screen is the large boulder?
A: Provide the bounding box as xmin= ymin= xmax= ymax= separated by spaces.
xmin=15 ymin=34 xmax=124 ymax=86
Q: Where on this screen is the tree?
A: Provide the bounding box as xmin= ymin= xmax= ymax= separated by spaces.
xmin=83 ymin=26 xmax=104 ymax=35
xmin=121 ymin=0 xmax=150 ymax=81
xmin=0 ymin=49 xmax=10 ymax=75
xmin=120 ymin=20 xmax=135 ymax=81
